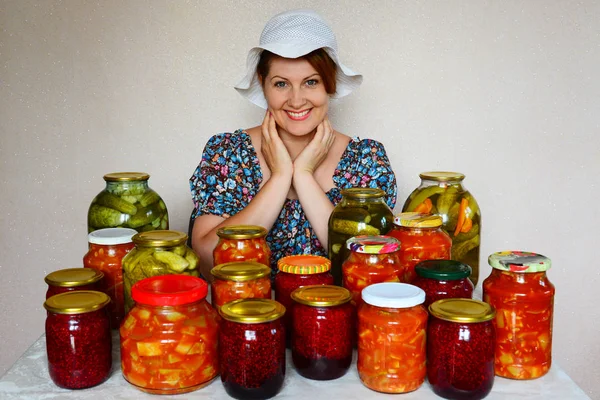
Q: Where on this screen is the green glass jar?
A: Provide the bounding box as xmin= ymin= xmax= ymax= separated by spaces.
xmin=87 ymin=172 xmax=169 ymax=233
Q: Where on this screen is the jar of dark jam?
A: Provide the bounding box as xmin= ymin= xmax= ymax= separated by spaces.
xmin=219 ymin=299 xmax=286 ymax=399
xmin=427 ymin=299 xmax=496 ymax=399
xmin=45 ymin=268 xmax=104 ymax=299
xmin=44 ymin=291 xmax=112 ymax=389
xmin=291 ymin=285 xmax=354 ymax=380
xmin=210 ymin=262 xmax=272 ymax=310
xmin=412 ymin=260 xmax=474 ymax=309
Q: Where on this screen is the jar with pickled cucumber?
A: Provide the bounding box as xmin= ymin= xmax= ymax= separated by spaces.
xmin=87 ymin=172 xmax=169 ymax=233
xmin=328 ymin=188 xmax=394 ymax=285
xmin=402 ymin=172 xmax=481 ymax=285
xmin=122 ymin=230 xmax=200 ymax=313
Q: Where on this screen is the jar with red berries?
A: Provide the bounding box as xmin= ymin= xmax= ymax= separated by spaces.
xmin=45 ymin=268 xmax=104 ymax=299
xmin=412 ymin=259 xmax=474 ymax=309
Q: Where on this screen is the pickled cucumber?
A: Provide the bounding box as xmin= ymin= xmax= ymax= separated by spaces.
xmin=88 ymin=204 xmax=125 ymax=228
xmin=126 ymin=203 xmax=162 ymax=229
xmin=405 ymin=186 xmax=445 ymax=212
xmin=436 ymin=186 xmax=459 ymax=214
xmin=329 ymin=208 xmax=372 ymax=223
xmin=331 ymin=219 xmax=380 ymax=236
xmin=451 ymin=235 xmax=480 ymax=260
xmin=453 ymin=223 xmax=480 ymax=242
xmin=94 ymin=192 xmax=138 ymax=215
xmin=464 ymin=192 xmax=480 ymax=219
xmin=153 ymin=250 xmax=189 ymax=272
xmin=183 ymin=248 xmax=199 ymax=270
xmin=139 ymin=191 xmax=161 ymax=207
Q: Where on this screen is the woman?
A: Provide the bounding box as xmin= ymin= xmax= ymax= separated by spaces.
xmin=190 ymin=9 xmax=397 ymax=280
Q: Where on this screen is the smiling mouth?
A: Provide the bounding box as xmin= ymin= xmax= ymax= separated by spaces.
xmin=286 ymin=109 xmax=311 ymax=121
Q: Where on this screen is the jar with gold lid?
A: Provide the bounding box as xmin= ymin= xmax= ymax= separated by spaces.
xmin=210 ymin=261 xmax=272 ymax=309
xmin=45 ymin=268 xmax=104 ymax=299
xmin=213 ymin=225 xmax=271 ymax=272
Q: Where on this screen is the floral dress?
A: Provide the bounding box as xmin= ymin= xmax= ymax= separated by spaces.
xmin=189 ymin=129 xmax=397 ymax=273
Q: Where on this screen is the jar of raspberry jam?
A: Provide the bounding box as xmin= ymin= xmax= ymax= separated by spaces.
xmin=210 ymin=261 xmax=272 ymax=309
xmin=291 ymin=285 xmax=354 ymax=380
xmin=84 ymin=228 xmax=136 ymax=328
xmin=219 ymin=299 xmax=286 ymax=399
xmin=427 ymin=299 xmax=496 ymax=399
xmin=213 ymin=225 xmax=271 ymax=275
xmin=44 ymin=291 xmax=112 ymax=389
xmin=412 ymin=259 xmax=474 ymax=309
xmin=45 ymin=268 xmax=104 ymax=299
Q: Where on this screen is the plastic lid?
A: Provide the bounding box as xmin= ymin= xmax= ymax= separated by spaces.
xmin=429 ymin=299 xmax=496 ymax=323
xmin=131 ymin=275 xmax=208 ymax=306
xmin=394 ymin=212 xmax=443 ymax=228
xmin=361 ymin=283 xmax=425 ymax=308
xmin=88 ymin=227 xmax=137 ymax=245
xmin=346 ymin=235 xmax=400 ymax=254
xmin=291 ymin=285 xmax=351 ymax=307
xmin=216 ymin=225 xmax=268 ymax=240
xmin=211 ymin=262 xmax=271 ymax=282
xmin=44 ymin=291 xmax=110 ymax=314
xmin=103 ymin=172 xmax=150 ymax=182
xmin=415 ymin=260 xmax=472 ymax=280
xmin=277 ymin=255 xmax=331 ymax=274
xmin=132 ymin=230 xmax=187 ymax=248
xmin=419 ymin=171 xmax=465 ymax=182
xmin=219 ymin=299 xmax=285 ymax=324
xmin=45 ymin=268 xmax=104 ymax=287
xmin=488 ymin=251 xmax=551 ymax=273
xmin=340 ymin=187 xmax=385 ymax=199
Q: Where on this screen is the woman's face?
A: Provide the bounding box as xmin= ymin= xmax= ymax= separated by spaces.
xmin=263 ymin=56 xmax=329 ymax=137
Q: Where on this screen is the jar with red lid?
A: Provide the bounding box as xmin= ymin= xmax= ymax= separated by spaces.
xmin=388 ymin=212 xmax=452 ymax=282
xmin=210 ymin=262 xmax=272 ymax=309
xmin=483 ymin=251 xmax=555 ymax=380
xmin=120 ymin=275 xmax=219 ymax=394
xmin=213 ymin=225 xmax=271 ymax=275
xmin=342 ymin=236 xmax=403 ymax=308
xmin=412 ymin=259 xmax=474 ymax=309
xmin=219 ymin=299 xmax=286 ymax=399
xmin=45 ymin=268 xmax=104 ymax=299
xmin=357 ymin=283 xmax=427 ymax=393
xmin=84 ymin=228 xmax=136 ymax=328
xmin=427 ymin=299 xmax=496 ymax=399
xmin=44 ymin=291 xmax=112 ymax=389
xmin=291 ymin=285 xmax=354 ymax=380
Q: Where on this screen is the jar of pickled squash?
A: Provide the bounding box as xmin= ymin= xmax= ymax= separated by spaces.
xmin=213 ymin=225 xmax=271 ymax=273
xmin=412 ymin=259 xmax=474 ymax=308
xmin=44 ymin=291 xmax=112 ymax=389
xmin=427 ymin=299 xmax=496 ymax=399
xmin=402 ymin=172 xmax=481 ymax=285
xmin=291 ymin=285 xmax=354 ymax=380
xmin=342 ymin=236 xmax=402 ymax=307
xmin=84 ymin=227 xmax=136 ymax=328
xmin=483 ymin=251 xmax=555 ymax=380
xmin=45 ymin=268 xmax=104 ymax=299
xmin=388 ymin=212 xmax=452 ymax=283
xmin=357 ymin=283 xmax=427 ymax=393
xmin=88 ymin=172 xmax=169 ymax=233
xmin=328 ymin=188 xmax=394 ymax=285
xmin=122 ymin=230 xmax=200 ymax=313
xmin=210 ymin=262 xmax=272 ymax=309
xmin=219 ymin=299 xmax=286 ymax=399
xmin=120 ymin=275 xmax=219 ymax=394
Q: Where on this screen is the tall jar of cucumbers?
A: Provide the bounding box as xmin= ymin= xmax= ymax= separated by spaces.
xmin=402 ymin=172 xmax=481 ymax=286
xmin=328 ymin=188 xmax=394 ymax=286
xmin=87 ymin=172 xmax=169 ymax=233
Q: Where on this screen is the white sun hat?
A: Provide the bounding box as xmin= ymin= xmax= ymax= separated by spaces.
xmin=234 ymin=9 xmax=363 ymax=109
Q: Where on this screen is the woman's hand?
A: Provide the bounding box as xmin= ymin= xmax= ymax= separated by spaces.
xmin=293 ymin=116 xmax=335 ymax=175
xmin=261 ymin=111 xmax=293 ymax=179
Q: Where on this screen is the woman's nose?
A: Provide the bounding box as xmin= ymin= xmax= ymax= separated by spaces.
xmin=287 ymin=88 xmax=306 ymax=109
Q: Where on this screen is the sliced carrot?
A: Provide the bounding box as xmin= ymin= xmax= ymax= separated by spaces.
xmin=454 ymin=198 xmax=469 ymax=237
xmin=461 ymin=217 xmax=473 ymax=233
xmin=414 ymin=198 xmax=433 ymax=214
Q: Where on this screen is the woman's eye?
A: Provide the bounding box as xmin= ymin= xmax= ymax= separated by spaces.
xmin=274 ymin=81 xmax=287 ymax=88
xmin=306 ymin=79 xmax=319 ymax=86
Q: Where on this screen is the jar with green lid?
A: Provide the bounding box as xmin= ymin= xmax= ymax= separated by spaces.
xmin=122 ymin=230 xmax=200 ymax=313
xmin=87 ymin=172 xmax=169 ymax=233
xmin=328 ymin=188 xmax=394 ymax=285
xmin=412 ymin=260 xmax=474 ymax=308
xmin=210 ymin=262 xmax=272 ymax=309
xmin=402 ymin=172 xmax=481 ymax=285
xmin=45 ymin=268 xmax=104 ymax=299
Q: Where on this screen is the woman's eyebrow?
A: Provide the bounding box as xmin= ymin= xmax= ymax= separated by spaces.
xmin=270 ymin=73 xmax=320 ymax=82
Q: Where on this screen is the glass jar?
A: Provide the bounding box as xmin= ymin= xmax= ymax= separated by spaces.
xmin=427 ymin=299 xmax=496 ymax=399
xmin=122 ymin=230 xmax=200 ymax=313
xmin=120 ymin=275 xmax=219 ymax=394
xmin=83 ymin=228 xmax=136 ymax=328
xmin=402 ymin=172 xmax=481 ymax=285
xmin=210 ymin=261 xmax=272 ymax=309
xmin=219 ymin=299 xmax=286 ymax=400
xmin=328 ymin=188 xmax=394 ymax=285
xmin=412 ymin=259 xmax=474 ymax=309
xmin=44 ymin=291 xmax=112 ymax=389
xmin=388 ymin=212 xmax=452 ymax=283
xmin=483 ymin=251 xmax=555 ymax=380
xmin=342 ymin=236 xmax=402 ymax=308
xmin=45 ymin=268 xmax=104 ymax=299
xmin=87 ymin=172 xmax=169 ymax=233
xmin=275 ymin=255 xmax=334 ymax=345
xmin=291 ymin=285 xmax=354 ymax=380
xmin=357 ymin=283 xmax=427 ymax=393
xmin=213 ymin=225 xmax=271 ymax=271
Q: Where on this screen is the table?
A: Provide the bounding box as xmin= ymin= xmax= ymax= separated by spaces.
xmin=0 ymin=332 xmax=591 ymax=400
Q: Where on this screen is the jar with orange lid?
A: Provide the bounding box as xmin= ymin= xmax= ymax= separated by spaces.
xmin=83 ymin=227 xmax=136 ymax=328
xmin=388 ymin=212 xmax=452 ymax=283
xmin=120 ymin=275 xmax=219 ymax=394
xmin=342 ymin=236 xmax=403 ymax=308
xmin=45 ymin=268 xmax=104 ymax=299
xmin=210 ymin=262 xmax=272 ymax=309
xmin=357 ymin=283 xmax=427 ymax=393
xmin=483 ymin=251 xmax=555 ymax=380
xmin=213 ymin=225 xmax=271 ymax=273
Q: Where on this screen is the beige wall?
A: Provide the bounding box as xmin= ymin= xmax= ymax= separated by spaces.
xmin=1 ymin=0 xmax=598 ymax=397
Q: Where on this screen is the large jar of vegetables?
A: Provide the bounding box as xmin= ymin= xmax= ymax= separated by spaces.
xmin=87 ymin=172 xmax=169 ymax=233
xmin=328 ymin=188 xmax=394 ymax=285
xmin=402 ymin=172 xmax=481 ymax=285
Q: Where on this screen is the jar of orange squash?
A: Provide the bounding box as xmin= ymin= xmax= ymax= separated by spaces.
xmin=210 ymin=262 xmax=272 ymax=309
xmin=213 ymin=225 xmax=271 ymax=271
